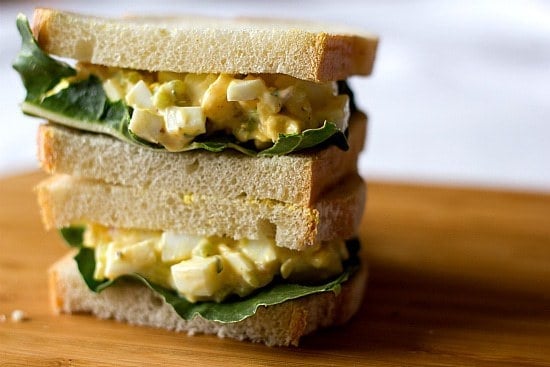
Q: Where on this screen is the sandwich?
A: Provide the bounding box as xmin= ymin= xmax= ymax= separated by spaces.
xmin=14 ymin=9 xmax=378 ymax=346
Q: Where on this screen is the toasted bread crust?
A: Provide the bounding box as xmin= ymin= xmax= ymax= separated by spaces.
xmin=31 ymin=8 xmax=378 ymax=81
xmin=37 ymin=121 xmax=55 ymax=173
xmin=48 ymin=251 xmax=367 ymax=346
xmin=31 ymin=7 xmax=52 ymax=51
xmin=48 ymin=259 xmax=63 ymax=312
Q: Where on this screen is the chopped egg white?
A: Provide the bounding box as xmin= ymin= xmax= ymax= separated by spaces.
xmin=164 ymin=106 xmax=206 ymax=136
xmin=125 ymin=80 xmax=154 ymax=109
xmin=171 ymin=256 xmax=223 ymax=302
xmin=103 ymin=78 xmax=125 ymax=102
xmin=227 ymin=79 xmax=266 ymax=101
xmin=240 ymin=238 xmax=278 ymax=270
xmin=128 ymin=109 xmax=165 ymax=144
xmin=103 ymin=239 xmax=157 ymax=280
xmin=159 ymin=232 xmax=202 ymax=262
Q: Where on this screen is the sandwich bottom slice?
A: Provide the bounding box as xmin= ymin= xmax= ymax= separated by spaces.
xmin=49 ymin=250 xmax=368 ymax=347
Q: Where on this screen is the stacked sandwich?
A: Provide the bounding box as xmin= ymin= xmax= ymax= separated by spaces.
xmin=14 ymin=9 xmax=378 ymax=346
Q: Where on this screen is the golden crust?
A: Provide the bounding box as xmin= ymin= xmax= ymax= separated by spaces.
xmin=35 ymin=176 xmax=56 ymax=231
xmin=37 ymin=124 xmax=54 ymax=173
xmin=48 ymin=259 xmax=62 ymax=313
xmin=31 ymin=8 xmax=53 ymax=51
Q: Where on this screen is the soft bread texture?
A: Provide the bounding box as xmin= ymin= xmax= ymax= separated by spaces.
xmin=38 ymin=113 xmax=367 ymax=206
xmin=37 ymin=174 xmax=365 ymax=250
xmin=49 ymin=251 xmax=367 ymax=346
xmin=32 ymin=8 xmax=378 ymax=82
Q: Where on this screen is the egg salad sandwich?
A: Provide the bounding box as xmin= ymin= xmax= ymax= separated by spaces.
xmin=14 ymin=9 xmax=378 ymax=346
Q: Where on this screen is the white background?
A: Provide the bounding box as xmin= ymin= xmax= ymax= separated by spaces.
xmin=1 ymin=0 xmax=549 ymax=192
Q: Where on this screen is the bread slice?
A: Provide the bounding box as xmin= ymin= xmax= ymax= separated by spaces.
xmin=37 ymin=174 xmax=365 ymax=250
xmin=31 ymin=8 xmax=378 ymax=82
xmin=38 ymin=112 xmax=367 ymax=206
xmin=49 ymin=251 xmax=367 ymax=346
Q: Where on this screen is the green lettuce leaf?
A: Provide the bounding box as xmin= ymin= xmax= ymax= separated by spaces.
xmin=60 ymin=227 xmax=360 ymax=323
xmin=259 ymin=121 xmax=348 ymax=156
xmin=59 ymin=226 xmax=86 ymax=247
xmin=13 ymin=14 xmax=75 ymax=101
xmin=13 ymin=14 xmax=350 ymax=156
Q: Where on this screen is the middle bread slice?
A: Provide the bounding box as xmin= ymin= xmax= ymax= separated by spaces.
xmin=38 ymin=112 xmax=367 ymax=206
xmin=37 ymin=173 xmax=365 ymax=250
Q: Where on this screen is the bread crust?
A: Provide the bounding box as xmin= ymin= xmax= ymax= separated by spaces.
xmin=31 ymin=7 xmax=52 ymax=52
xmin=48 ymin=251 xmax=368 ymax=346
xmin=38 ymin=112 xmax=366 ymax=206
xmin=31 ymin=8 xmax=378 ymax=81
xmin=37 ymin=121 xmax=55 ymax=173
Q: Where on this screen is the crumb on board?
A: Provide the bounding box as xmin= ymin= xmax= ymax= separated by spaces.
xmin=10 ymin=309 xmax=27 ymax=322
xmin=0 ymin=314 xmax=6 ymax=322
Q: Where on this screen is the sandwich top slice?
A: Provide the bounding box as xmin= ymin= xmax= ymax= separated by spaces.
xmin=31 ymin=8 xmax=377 ymax=83
xmin=14 ymin=9 xmax=378 ymax=156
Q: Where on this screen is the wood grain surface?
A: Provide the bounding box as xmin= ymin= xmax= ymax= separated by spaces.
xmin=1 ymin=172 xmax=549 ymax=366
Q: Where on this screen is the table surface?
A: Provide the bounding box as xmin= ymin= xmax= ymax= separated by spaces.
xmin=1 ymin=172 xmax=549 ymax=366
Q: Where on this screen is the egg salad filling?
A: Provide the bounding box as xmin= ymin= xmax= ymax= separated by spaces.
xmin=65 ymin=63 xmax=350 ymax=151
xmin=15 ymin=17 xmax=353 ymax=156
xmin=83 ymin=223 xmax=349 ymax=303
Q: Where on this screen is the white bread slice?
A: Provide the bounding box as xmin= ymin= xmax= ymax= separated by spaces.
xmin=31 ymin=8 xmax=378 ymax=82
xmin=49 ymin=251 xmax=367 ymax=346
xmin=37 ymin=174 xmax=365 ymax=250
xmin=38 ymin=112 xmax=367 ymax=206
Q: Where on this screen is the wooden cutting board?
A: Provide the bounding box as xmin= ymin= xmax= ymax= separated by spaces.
xmin=1 ymin=172 xmax=549 ymax=366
